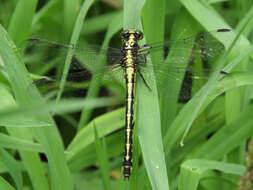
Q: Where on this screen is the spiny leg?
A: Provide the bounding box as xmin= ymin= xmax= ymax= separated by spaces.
xmin=137 ymin=69 xmax=152 ymax=91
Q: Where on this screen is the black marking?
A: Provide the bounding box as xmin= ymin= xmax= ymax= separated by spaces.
xmin=220 ymin=70 xmax=228 ymax=75
xmin=139 ymin=44 xmax=152 ymax=53
xmin=217 ymin=28 xmax=231 ymax=32
xmin=138 ymin=70 xmax=151 ymax=91
xmin=26 ymin=38 xmax=41 ymax=42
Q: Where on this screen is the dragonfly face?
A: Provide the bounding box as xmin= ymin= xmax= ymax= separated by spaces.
xmin=121 ymin=29 xmax=143 ymax=42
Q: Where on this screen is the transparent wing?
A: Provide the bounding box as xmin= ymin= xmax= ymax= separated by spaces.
xmin=137 ymin=29 xmax=230 ymax=101
xmin=22 ymin=28 xmax=230 ymax=102
xmin=138 ymin=63 xmax=214 ymax=102
xmin=21 ymin=38 xmax=123 ymax=73
xmin=21 ymin=38 xmax=125 ymax=100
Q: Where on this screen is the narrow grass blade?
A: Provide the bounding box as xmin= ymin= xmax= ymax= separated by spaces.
xmin=194 ymin=105 xmax=253 ymax=159
xmin=67 ymin=108 xmax=125 ymax=161
xmin=0 ymin=24 xmax=72 ymax=190
xmin=160 ymin=9 xmax=202 ymax=133
xmin=94 ymin=125 xmax=111 ymax=190
xmin=0 ymin=176 xmax=15 ymax=190
xmin=77 ymin=11 xmax=123 ymax=129
xmin=178 ymin=159 xmax=245 ymax=190
xmin=8 ymin=0 xmax=38 ymax=45
xmin=164 ymin=0 xmax=252 ymax=152
xmin=32 ymin=0 xmax=61 ymax=26
xmin=0 ymin=133 xmax=44 ymax=153
xmin=82 ymin=11 xmax=122 ymax=35
xmin=0 ymin=97 xmax=116 ymax=128
xmin=68 ymin=130 xmax=124 ymax=172
xmin=63 ymin=0 xmax=80 ymax=39
xmin=0 ymin=148 xmax=22 ymax=190
xmin=0 ymin=83 xmax=49 ymax=127
xmin=56 ymin=0 xmax=94 ymax=102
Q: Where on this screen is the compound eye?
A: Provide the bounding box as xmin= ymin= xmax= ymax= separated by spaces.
xmin=134 ymin=31 xmax=143 ymax=40
xmin=121 ymin=30 xmax=130 ymax=39
xmin=137 ymin=33 xmax=143 ymax=40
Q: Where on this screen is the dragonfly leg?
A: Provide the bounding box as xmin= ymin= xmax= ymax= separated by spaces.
xmin=138 ymin=44 xmax=152 ymax=64
xmin=137 ymin=69 xmax=151 ymax=91
xmin=138 ymin=53 xmax=149 ymax=64
xmin=138 ymin=44 xmax=152 ymax=53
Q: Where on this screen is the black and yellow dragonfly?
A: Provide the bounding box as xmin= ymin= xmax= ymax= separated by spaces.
xmin=22 ymin=28 xmax=230 ymax=180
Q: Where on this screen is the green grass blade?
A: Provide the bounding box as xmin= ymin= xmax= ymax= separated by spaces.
xmin=0 ymin=24 xmax=72 ymax=190
xmin=68 ymin=130 xmax=124 ymax=172
xmin=32 ymin=0 xmax=61 ymax=27
xmin=82 ymin=11 xmax=122 ymax=35
xmin=0 ymin=24 xmax=51 ymax=190
xmin=0 ymin=83 xmax=49 ymax=127
xmin=56 ymin=0 xmax=94 ymax=102
xmin=0 ymin=148 xmax=22 ymax=190
xmin=63 ymin=0 xmax=80 ymax=39
xmin=202 ymin=70 xmax=253 ymax=112
xmin=0 ymin=176 xmax=15 ymax=190
xmin=194 ymin=105 xmax=253 ymax=159
xmin=223 ymin=5 xmax=253 ymax=173
xmin=0 ymin=96 xmax=115 ymax=129
xmin=8 ymin=0 xmax=38 ymax=45
xmin=0 ymin=133 xmax=44 ymax=153
xmin=160 ymin=9 xmax=202 ymax=133
xmin=67 ymin=108 xmax=125 ymax=161
xmin=77 ymin=11 xmax=123 ymax=129
xmin=94 ymin=125 xmax=111 ymax=190
xmin=178 ymin=159 xmax=245 ymax=190
xmin=164 ymin=0 xmax=252 ymax=152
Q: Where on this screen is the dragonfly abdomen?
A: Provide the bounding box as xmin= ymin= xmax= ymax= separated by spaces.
xmin=121 ymin=29 xmax=143 ymax=180
xmin=123 ymin=65 xmax=136 ymax=180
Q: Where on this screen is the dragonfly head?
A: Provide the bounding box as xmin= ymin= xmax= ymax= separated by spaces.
xmin=121 ymin=29 xmax=143 ymax=41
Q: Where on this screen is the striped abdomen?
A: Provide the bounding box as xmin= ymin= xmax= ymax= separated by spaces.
xmin=122 ymin=54 xmax=136 ymax=180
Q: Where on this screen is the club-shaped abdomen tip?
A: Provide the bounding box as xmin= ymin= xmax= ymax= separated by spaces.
xmin=123 ymin=165 xmax=131 ymax=180
xmin=124 ymin=175 xmax=130 ymax=180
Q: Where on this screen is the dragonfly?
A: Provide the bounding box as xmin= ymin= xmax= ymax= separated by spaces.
xmin=21 ymin=28 xmax=230 ymax=180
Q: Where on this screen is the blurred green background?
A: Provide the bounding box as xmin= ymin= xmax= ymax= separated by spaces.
xmin=0 ymin=0 xmax=253 ymax=190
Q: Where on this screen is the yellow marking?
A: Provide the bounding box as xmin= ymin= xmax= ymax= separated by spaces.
xmin=128 ymin=29 xmax=136 ymax=33
xmin=126 ymin=97 xmax=133 ymax=101
xmin=126 ymin=119 xmax=131 ymax=124
xmin=126 ymin=113 xmax=132 ymax=116
xmin=126 ymin=84 xmax=134 ymax=90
